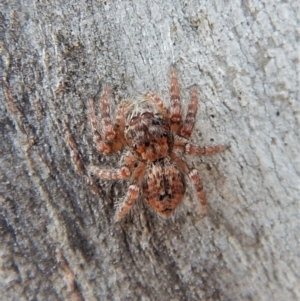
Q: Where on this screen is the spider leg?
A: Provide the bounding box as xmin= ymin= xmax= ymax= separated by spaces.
xmin=115 ymin=100 xmax=128 ymax=132
xmin=170 ymin=67 xmax=182 ymax=133
xmin=170 ymin=152 xmax=207 ymax=214
xmin=115 ymin=161 xmax=147 ymax=221
xmin=87 ymin=97 xmax=108 ymax=153
xmin=180 ymin=85 xmax=198 ymax=138
xmin=88 ymin=165 xmax=131 ymax=180
xmin=88 ymin=151 xmax=146 ymax=221
xmin=115 ymin=184 xmax=140 ymax=221
xmin=185 ymin=144 xmax=228 ymax=155
xmin=144 ymin=92 xmax=169 ymax=119
xmin=115 ymin=100 xmax=131 ymax=145
xmin=88 ymin=151 xmax=137 ymax=180
xmin=174 ymin=136 xmax=228 ymax=155
xmin=87 ymin=92 xmax=123 ymax=155
xmin=189 ymin=169 xmax=207 ymax=214
xmin=100 ymin=86 xmax=116 ymax=141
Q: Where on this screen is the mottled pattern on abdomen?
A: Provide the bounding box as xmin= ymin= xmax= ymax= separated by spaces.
xmin=142 ymin=159 xmax=186 ymax=216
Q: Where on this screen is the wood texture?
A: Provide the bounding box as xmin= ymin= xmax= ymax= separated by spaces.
xmin=1 ymin=1 xmax=299 ymax=300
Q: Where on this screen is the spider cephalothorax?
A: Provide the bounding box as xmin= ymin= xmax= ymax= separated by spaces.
xmin=124 ymin=102 xmax=173 ymax=162
xmin=69 ymin=67 xmax=227 ymax=221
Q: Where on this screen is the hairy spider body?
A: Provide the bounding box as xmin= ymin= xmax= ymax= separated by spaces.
xmin=73 ymin=67 xmax=227 ymax=221
xmin=122 ymin=103 xmax=185 ymax=216
xmin=143 ymin=159 xmax=186 ymax=217
xmin=124 ymin=102 xmax=173 ymax=161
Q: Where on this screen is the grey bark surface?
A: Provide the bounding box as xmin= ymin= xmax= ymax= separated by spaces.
xmin=1 ymin=1 xmax=299 ymax=300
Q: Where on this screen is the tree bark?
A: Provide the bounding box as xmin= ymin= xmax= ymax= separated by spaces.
xmin=1 ymin=1 xmax=299 ymax=300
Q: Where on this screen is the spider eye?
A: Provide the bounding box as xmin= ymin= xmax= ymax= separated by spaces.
xmin=162 ymin=132 xmax=168 ymax=137
xmin=125 ymin=125 xmax=129 ymax=129
xmin=129 ymin=115 xmax=139 ymax=125
xmin=142 ymin=112 xmax=153 ymax=118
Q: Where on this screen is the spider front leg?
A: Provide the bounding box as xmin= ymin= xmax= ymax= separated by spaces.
xmin=87 ymin=98 xmax=108 ymax=154
xmin=100 ymin=86 xmax=116 ymax=141
xmin=180 ymin=85 xmax=199 ymax=139
xmin=144 ymin=92 xmax=169 ymax=119
xmin=170 ymin=66 xmax=182 ymax=133
xmin=87 ymin=86 xmax=123 ymax=155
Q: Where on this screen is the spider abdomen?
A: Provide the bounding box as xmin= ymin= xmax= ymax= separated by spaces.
xmin=142 ymin=159 xmax=186 ymax=217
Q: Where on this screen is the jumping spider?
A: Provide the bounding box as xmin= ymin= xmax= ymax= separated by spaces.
xmin=70 ymin=67 xmax=227 ymax=221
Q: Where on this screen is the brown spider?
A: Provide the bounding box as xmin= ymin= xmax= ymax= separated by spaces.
xmin=77 ymin=67 xmax=227 ymax=221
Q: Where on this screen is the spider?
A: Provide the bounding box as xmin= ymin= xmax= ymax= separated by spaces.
xmin=81 ymin=67 xmax=227 ymax=221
